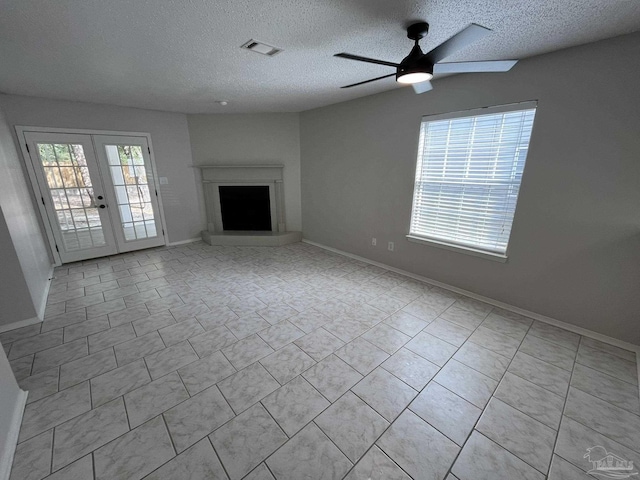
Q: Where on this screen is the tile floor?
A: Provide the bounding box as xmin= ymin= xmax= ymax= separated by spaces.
xmin=2 ymin=241 xmax=639 ymax=480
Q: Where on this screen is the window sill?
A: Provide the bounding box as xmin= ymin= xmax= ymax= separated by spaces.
xmin=406 ymin=235 xmax=508 ymax=263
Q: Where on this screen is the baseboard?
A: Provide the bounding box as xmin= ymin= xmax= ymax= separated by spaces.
xmin=35 ymin=265 xmax=54 ymax=320
xmin=0 ymin=389 xmax=28 ymax=480
xmin=167 ymin=237 xmax=202 ymax=246
xmin=302 ymin=239 xmax=640 ymax=354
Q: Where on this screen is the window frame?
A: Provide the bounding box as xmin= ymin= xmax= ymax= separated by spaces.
xmin=406 ymin=101 xmax=538 ymax=262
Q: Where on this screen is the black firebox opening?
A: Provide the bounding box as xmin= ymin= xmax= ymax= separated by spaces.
xmin=219 ymin=186 xmax=272 ymax=231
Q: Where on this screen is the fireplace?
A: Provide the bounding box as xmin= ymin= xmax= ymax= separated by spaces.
xmin=219 ymin=185 xmax=272 ymax=231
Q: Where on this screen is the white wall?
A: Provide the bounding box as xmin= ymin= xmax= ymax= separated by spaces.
xmin=0 ymin=104 xmax=51 ymax=328
xmin=187 ymin=113 xmax=302 ymax=232
xmin=0 ymin=345 xmax=24 ymax=480
xmin=300 ymin=32 xmax=640 ymax=344
xmin=0 ymin=94 xmax=202 ymax=244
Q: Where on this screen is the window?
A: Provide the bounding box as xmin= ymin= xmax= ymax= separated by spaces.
xmin=408 ymin=102 xmax=537 ymax=259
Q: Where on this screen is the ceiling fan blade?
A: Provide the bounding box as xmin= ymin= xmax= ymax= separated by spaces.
xmin=334 ymin=53 xmax=399 ymax=68
xmin=340 ymin=73 xmax=396 ymax=89
xmin=425 ymin=24 xmax=491 ymax=64
xmin=412 ymin=80 xmax=433 ymax=94
xmin=434 ymin=60 xmax=517 ymax=74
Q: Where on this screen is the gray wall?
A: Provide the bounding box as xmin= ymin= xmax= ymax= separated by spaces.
xmin=0 ymin=104 xmax=51 ymax=327
xmin=0 ymin=346 xmax=23 ymax=478
xmin=0 ymin=94 xmax=202 ymax=244
xmin=300 ymin=32 xmax=640 ymax=344
xmin=188 ymin=113 xmax=302 ymax=231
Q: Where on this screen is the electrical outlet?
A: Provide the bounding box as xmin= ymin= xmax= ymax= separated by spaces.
xmin=388 ymin=241 xmax=394 ymax=251
xmin=372 ymin=237 xmax=377 ymax=246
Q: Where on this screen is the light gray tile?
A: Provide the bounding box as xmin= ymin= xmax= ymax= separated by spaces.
xmin=143 ymin=438 xmax=228 ymax=480
xmin=114 ymin=331 xmax=164 ymax=366
xmin=9 ymin=329 xmax=63 ymax=360
xmin=468 ymin=326 xmax=520 ymax=359
xmin=453 ymin=297 xmax=493 ymax=316
xmin=564 ymin=387 xmax=640 ymax=453
xmin=145 ymin=341 xmax=199 ymax=379
xmin=453 ymin=341 xmax=510 ymax=381
xmin=257 ymin=320 xmax=305 ymax=350
xmin=345 ymin=445 xmax=411 ymax=480
xmin=46 ymin=287 xmax=85 ymax=305
xmin=93 ymin=416 xmax=175 ymax=480
xmin=434 ymin=360 xmax=498 ymax=408
xmin=547 ymin=455 xmax=594 ymax=480
xmin=494 ymin=372 xmax=564 ymax=430
xmin=225 ymin=314 xmax=270 ymax=340
xmin=132 ymin=311 xmax=176 ymax=337
xmin=266 ymin=422 xmax=352 ymax=480
xmin=321 ymin=317 xmax=369 ymax=343
xmin=125 ymin=290 xmax=166 ymax=309
xmin=256 ymin=303 xmax=299 ymax=325
xmin=361 ymin=324 xmax=411 ymax=354
xmin=260 ymin=343 xmax=316 ymax=384
xmin=108 ymin=304 xmax=150 ymax=328
xmin=124 ymin=371 xmax=189 ymax=428
xmin=44 ymin=455 xmax=93 ymax=480
xmin=220 ymin=333 xmax=272 ymax=370
xmin=189 ymin=325 xmax=238 ymax=358
xmin=59 ymin=347 xmax=117 ymax=389
xmin=480 ymin=313 xmax=530 ymax=340
xmin=262 ymin=376 xmax=330 ymax=437
xmin=377 ymin=409 xmax=459 ymax=480
xmin=334 ymin=337 xmax=389 ymax=376
xmin=210 ymin=403 xmax=287 ymax=480
xmin=576 ymin=343 xmax=638 ymax=385
xmin=571 ymin=363 xmax=640 ymax=414
xmin=32 ymin=338 xmax=88 ymax=374
xmin=10 ymin=429 xmax=52 ymax=480
xmin=580 ymin=336 xmax=636 ymax=363
xmin=10 ymin=354 xmax=34 ymax=380
xmin=41 ymin=310 xmax=87 ymax=333
xmin=52 ymin=397 xmax=129 ymax=471
xmin=104 ymin=286 xmax=139 ymax=302
xmin=424 ymin=319 xmax=473 ymax=347
xmin=352 ymin=367 xmax=417 ymax=422
xmin=409 ymin=381 xmax=481 ymax=446
xmin=405 ymin=331 xmax=457 ymax=366
xmin=196 ymin=307 xmax=238 ymax=331
xmin=384 ymin=311 xmax=429 ymax=336
xmin=65 ymin=293 xmax=105 ymax=312
xmin=90 ymin=359 xmax=151 ymax=407
xmin=63 ymin=316 xmax=110 ymax=343
xmin=303 ymin=354 xmax=363 ymax=402
xmin=19 ymin=382 xmax=91 ymax=442
xmin=158 ymin=318 xmax=204 ymax=347
xmin=177 ymin=350 xmax=236 ymax=395
xmin=508 ymin=352 xmax=571 ymax=397
xmin=294 ymin=327 xmax=345 ymax=361
xmin=380 ymin=347 xmax=440 ymax=391
xmin=164 ymin=385 xmax=234 ymax=453
xmin=0 ymin=323 xmax=41 ymax=346
xmin=18 ymin=367 xmax=59 ymax=404
xmin=440 ymin=305 xmax=488 ymax=330
xmin=518 ymin=334 xmax=576 ymax=371
xmin=555 ymin=417 xmax=640 ymax=476
xmin=316 ymin=391 xmax=389 ymax=462
xmin=88 ymin=322 xmax=136 ymax=353
xmin=476 ymin=398 xmax=556 ymax=473
xmin=243 ymin=463 xmax=274 ymax=480
xmin=528 ymin=321 xmax=580 ymax=351
xmin=169 ymin=301 xmax=210 ymax=322
xmin=401 ymin=299 xmax=442 ymax=322
xmin=85 ymin=279 xmax=120 ymax=294
xmin=452 ymin=431 xmax=544 ymax=480
xmin=218 ymin=362 xmax=280 ymax=414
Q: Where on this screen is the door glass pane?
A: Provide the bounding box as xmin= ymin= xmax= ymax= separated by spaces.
xmin=37 ymin=143 xmax=106 ymax=251
xmin=106 ymin=144 xmax=157 ymax=241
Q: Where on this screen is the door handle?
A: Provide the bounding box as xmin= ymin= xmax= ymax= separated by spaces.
xmin=99 ymin=205 xmax=107 ymax=209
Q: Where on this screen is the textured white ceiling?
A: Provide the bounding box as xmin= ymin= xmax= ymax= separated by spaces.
xmin=1 ymin=0 xmax=639 ymax=113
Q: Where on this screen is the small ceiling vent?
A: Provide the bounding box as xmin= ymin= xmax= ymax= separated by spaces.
xmin=241 ymin=39 xmax=282 ymax=56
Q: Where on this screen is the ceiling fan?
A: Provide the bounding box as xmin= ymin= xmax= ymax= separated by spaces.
xmin=335 ymin=22 xmax=517 ymax=94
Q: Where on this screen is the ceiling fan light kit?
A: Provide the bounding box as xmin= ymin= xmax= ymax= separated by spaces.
xmin=335 ymin=21 xmax=518 ymax=94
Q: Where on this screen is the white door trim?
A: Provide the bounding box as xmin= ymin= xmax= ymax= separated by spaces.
xmin=15 ymin=126 xmax=168 ymax=265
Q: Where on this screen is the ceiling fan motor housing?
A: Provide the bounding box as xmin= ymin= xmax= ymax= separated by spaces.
xmin=397 ymin=44 xmax=434 ymax=81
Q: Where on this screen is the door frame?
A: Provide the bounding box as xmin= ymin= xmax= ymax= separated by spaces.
xmin=16 ymin=126 xmax=169 ymax=266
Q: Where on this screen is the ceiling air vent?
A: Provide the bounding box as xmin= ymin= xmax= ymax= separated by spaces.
xmin=241 ymin=39 xmax=282 ymax=56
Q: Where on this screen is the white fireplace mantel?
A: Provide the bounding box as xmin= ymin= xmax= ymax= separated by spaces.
xmin=194 ymin=164 xmax=300 ymax=246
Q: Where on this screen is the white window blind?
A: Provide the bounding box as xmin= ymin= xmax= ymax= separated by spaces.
xmin=409 ymin=103 xmax=537 ymax=256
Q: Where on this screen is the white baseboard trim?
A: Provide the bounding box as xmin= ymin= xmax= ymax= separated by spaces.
xmin=36 ymin=265 xmax=54 ymax=320
xmin=0 ymin=389 xmax=28 ymax=480
xmin=302 ymin=239 xmax=640 ymax=354
xmin=167 ymin=237 xmax=202 ymax=246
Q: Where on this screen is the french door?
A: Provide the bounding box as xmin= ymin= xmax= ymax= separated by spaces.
xmin=22 ymin=131 xmax=165 ymax=264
